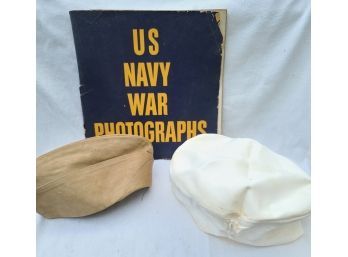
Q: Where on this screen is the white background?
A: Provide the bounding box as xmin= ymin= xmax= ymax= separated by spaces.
xmin=36 ymin=0 xmax=310 ymax=256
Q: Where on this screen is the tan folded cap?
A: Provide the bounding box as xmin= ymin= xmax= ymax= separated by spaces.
xmin=37 ymin=134 xmax=153 ymax=218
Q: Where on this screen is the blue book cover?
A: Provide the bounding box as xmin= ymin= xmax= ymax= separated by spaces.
xmin=70 ymin=10 xmax=226 ymax=159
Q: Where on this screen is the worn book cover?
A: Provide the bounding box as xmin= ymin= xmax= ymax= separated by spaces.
xmin=70 ymin=10 xmax=226 ymax=159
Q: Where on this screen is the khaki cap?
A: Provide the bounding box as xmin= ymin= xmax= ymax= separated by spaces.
xmin=37 ymin=134 xmax=153 ymax=218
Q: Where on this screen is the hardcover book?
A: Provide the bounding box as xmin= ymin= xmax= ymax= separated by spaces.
xmin=70 ymin=10 xmax=226 ymax=159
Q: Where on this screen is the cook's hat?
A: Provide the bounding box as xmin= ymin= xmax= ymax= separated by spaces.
xmin=170 ymin=134 xmax=311 ymax=246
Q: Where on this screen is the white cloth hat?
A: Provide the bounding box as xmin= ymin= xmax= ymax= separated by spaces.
xmin=170 ymin=134 xmax=311 ymax=246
